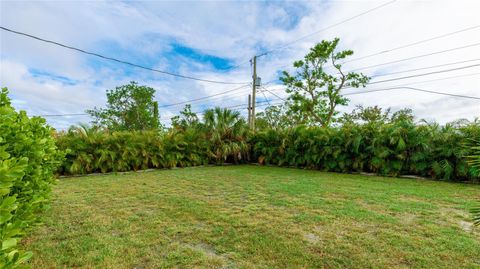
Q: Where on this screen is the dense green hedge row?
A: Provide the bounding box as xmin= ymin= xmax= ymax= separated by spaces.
xmin=56 ymin=128 xmax=209 ymax=175
xmin=0 ymin=88 xmax=62 ymax=267
xmin=57 ymin=117 xmax=480 ymax=182
xmin=56 ymin=124 xmax=249 ymax=175
xmin=251 ymin=120 xmax=480 ymax=182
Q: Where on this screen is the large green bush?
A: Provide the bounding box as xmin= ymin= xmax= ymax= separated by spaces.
xmin=251 ymin=118 xmax=480 ymax=182
xmin=466 ymin=139 xmax=480 ymax=225
xmin=0 ymin=88 xmax=62 ymax=268
xmin=57 ymin=106 xmax=250 ymax=175
xmin=56 ymin=127 xmax=209 ymax=175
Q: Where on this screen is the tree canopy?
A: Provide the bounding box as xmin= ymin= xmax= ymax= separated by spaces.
xmin=87 ymin=81 xmax=161 ymax=131
xmin=280 ymin=38 xmax=370 ymax=127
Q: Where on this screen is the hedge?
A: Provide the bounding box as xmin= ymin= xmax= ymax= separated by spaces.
xmin=0 ymin=88 xmax=62 ymax=268
xmin=250 ymin=120 xmax=480 ymax=182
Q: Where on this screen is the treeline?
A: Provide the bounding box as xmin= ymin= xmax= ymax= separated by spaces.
xmin=56 ymin=107 xmax=249 ymax=175
xmin=252 ymin=113 xmax=480 ymax=182
xmin=55 ymin=105 xmax=480 ymax=182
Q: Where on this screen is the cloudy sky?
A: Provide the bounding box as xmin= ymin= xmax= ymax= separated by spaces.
xmin=1 ymin=0 xmax=479 ymax=129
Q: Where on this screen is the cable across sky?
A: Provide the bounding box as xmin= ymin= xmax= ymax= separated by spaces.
xmin=0 ymin=26 xmax=249 ymax=85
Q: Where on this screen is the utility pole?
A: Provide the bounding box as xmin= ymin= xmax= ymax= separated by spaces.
xmin=248 ymin=94 xmax=252 ymax=126
xmin=251 ymin=55 xmax=257 ymax=130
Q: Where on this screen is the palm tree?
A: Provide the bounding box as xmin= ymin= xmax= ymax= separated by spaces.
xmin=202 ymin=107 xmax=249 ymax=164
xmin=467 ymin=139 xmax=480 ymax=226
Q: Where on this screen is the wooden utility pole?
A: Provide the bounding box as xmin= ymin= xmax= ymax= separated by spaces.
xmin=251 ymin=55 xmax=257 ymax=130
xmin=248 ymin=94 xmax=252 ymax=126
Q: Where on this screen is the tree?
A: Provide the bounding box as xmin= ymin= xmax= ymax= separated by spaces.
xmin=202 ymin=107 xmax=249 ymax=163
xmin=87 ymin=81 xmax=161 ymax=131
xmin=280 ymin=38 xmax=369 ymax=127
xmin=171 ymin=104 xmax=199 ymax=130
xmin=339 ymin=105 xmax=391 ymax=125
xmin=255 ymin=104 xmax=293 ymax=130
xmin=466 ymin=139 xmax=480 ymax=226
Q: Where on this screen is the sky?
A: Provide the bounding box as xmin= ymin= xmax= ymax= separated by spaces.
xmin=1 ymin=0 xmax=479 ymax=130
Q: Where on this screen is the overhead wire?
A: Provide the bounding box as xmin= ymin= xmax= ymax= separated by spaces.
xmin=370 ymin=58 xmax=480 ymax=78
xmin=263 ymin=25 xmax=480 ymax=78
xmin=342 ymin=24 xmax=480 ymax=64
xmin=256 ymin=0 xmax=397 ymax=57
xmin=158 ymin=83 xmax=251 ymax=108
xmin=365 ymin=63 xmax=480 ymax=85
xmin=38 ymin=59 xmax=480 ymax=118
xmin=344 ymin=86 xmax=480 ymax=100
xmin=0 ymin=26 xmax=249 ymax=85
xmin=261 ymin=68 xmax=480 ymax=100
xmin=349 ymin=42 xmax=480 ymax=72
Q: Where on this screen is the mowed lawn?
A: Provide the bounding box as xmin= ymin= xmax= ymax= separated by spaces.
xmin=24 ymin=165 xmax=480 ymax=268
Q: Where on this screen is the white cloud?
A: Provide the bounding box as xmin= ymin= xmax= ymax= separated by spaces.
xmin=1 ymin=0 xmax=479 ymax=129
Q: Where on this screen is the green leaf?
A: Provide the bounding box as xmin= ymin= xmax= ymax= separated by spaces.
xmin=2 ymin=238 xmax=17 ymax=250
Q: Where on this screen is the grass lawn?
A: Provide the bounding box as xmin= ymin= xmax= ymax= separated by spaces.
xmin=24 ymin=165 xmax=480 ymax=268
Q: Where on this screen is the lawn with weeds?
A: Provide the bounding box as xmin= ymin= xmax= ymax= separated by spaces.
xmin=24 ymin=165 xmax=480 ymax=268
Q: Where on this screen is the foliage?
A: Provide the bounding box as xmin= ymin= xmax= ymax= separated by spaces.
xmin=251 ymin=108 xmax=480 ymax=182
xmin=171 ymin=104 xmax=200 ymax=131
xmin=25 ymin=166 xmax=480 ymax=268
xmin=472 ymin=205 xmax=480 ymax=226
xmin=57 ymin=107 xmax=250 ymax=174
xmin=203 ymin=107 xmax=250 ymax=164
xmin=466 ymin=138 xmax=480 ymax=225
xmin=0 ymin=88 xmax=62 ymax=268
xmin=255 ymin=104 xmax=294 ymax=131
xmin=56 ymin=128 xmax=207 ymax=175
xmin=280 ymin=38 xmax=369 ymax=127
xmin=87 ymin=81 xmax=161 ymax=131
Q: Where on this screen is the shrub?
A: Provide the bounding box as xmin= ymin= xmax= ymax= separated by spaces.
xmin=251 ymin=119 xmax=480 ymax=182
xmin=0 ymin=88 xmax=62 ymax=267
xmin=466 ymin=138 xmax=480 ymax=225
xmin=57 ymin=106 xmax=250 ymax=175
xmin=56 ymin=127 xmax=211 ymax=175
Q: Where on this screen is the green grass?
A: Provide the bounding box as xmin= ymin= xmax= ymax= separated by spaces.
xmin=24 ymin=165 xmax=480 ymax=268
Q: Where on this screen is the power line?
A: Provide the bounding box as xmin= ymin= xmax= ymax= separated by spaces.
xmin=39 ymin=84 xmax=252 ymax=117
xmin=263 ymin=58 xmax=480 ymax=88
xmin=216 ymin=58 xmax=252 ymax=73
xmin=263 ymin=56 xmax=480 ymax=87
xmin=33 ymin=59 xmax=480 ymax=117
xmin=344 ymin=86 xmax=480 ymax=100
xmin=366 ymin=63 xmax=480 ymax=85
xmin=388 ymin=72 xmax=480 ymax=87
xmin=170 ymin=97 xmax=285 ymax=120
xmin=263 ymin=70 xmax=480 ymax=99
xmin=184 ymin=88 xmax=251 ymax=106
xmin=0 ymin=26 xmax=249 ymax=85
xmin=370 ymin=58 xmax=480 ymax=78
xmin=261 ymin=91 xmax=271 ymax=106
xmin=349 ymin=42 xmax=480 ymax=72
xmin=256 ymin=0 xmax=397 ymax=57
xmin=260 ymin=87 xmax=286 ymax=101
xmin=38 ymin=113 xmax=89 ymax=117
xmin=158 ymin=83 xmax=251 ymax=108
xmin=342 ymin=24 xmax=480 ymax=64
xmin=265 ymin=25 xmax=480 ymax=78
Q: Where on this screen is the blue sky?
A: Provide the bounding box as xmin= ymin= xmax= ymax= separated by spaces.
xmin=1 ymin=0 xmax=480 ymax=129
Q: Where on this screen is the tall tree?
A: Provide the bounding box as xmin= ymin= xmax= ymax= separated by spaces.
xmin=339 ymin=105 xmax=392 ymax=125
xmin=202 ymin=107 xmax=249 ymax=163
xmin=87 ymin=81 xmax=161 ymax=131
xmin=255 ymin=104 xmax=294 ymax=130
xmin=171 ymin=104 xmax=199 ymax=130
xmin=280 ymin=38 xmax=370 ymax=127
